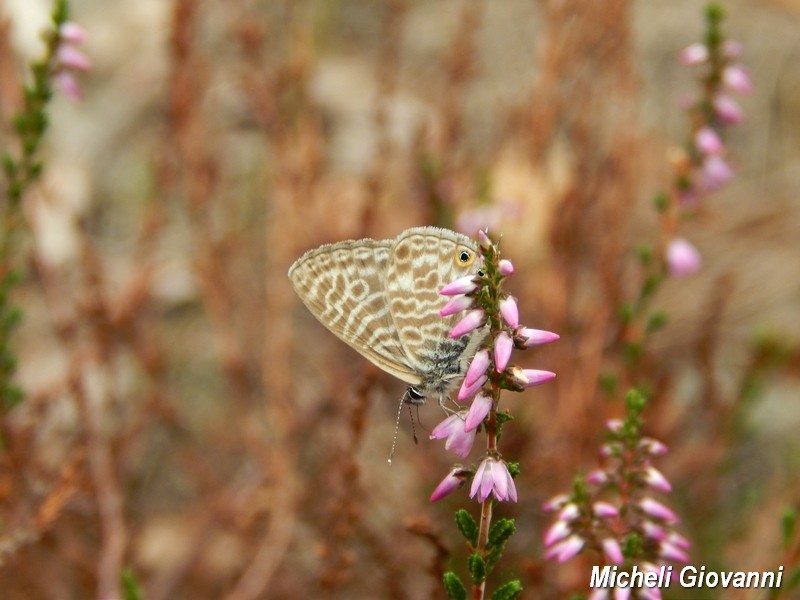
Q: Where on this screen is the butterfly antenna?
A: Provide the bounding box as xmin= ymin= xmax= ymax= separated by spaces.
xmin=388 ymin=391 xmax=406 ymax=464
xmin=408 ymin=404 xmax=419 ymax=445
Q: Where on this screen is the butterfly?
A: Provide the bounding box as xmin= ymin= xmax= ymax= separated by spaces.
xmin=288 ymin=227 xmax=485 ymax=404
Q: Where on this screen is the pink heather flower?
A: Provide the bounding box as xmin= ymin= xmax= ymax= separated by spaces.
xmin=679 ymin=42 xmax=708 ymax=65
xmin=457 ymin=373 xmax=487 ymax=402
xmin=606 ymin=419 xmax=624 ymax=433
xmin=695 ymin=127 xmax=723 ymax=155
xmin=477 ymin=229 xmax=492 ymax=250
xmin=640 ymin=438 xmax=668 ymax=456
xmin=430 ymin=467 xmax=468 ymax=502
xmin=558 ymin=503 xmax=580 ymax=522
xmin=642 ymin=466 xmax=672 ymax=493
xmin=602 ymin=538 xmax=625 ymax=565
xmin=56 ymin=45 xmax=92 ymax=71
xmin=498 ymin=296 xmax=519 ymax=328
xmin=464 ymin=349 xmax=490 ymax=387
xmin=439 ymin=294 xmax=475 ymax=317
xmin=639 ymin=498 xmax=680 ymax=525
xmin=659 ymin=541 xmax=689 ymax=563
xmin=545 ymin=535 xmax=585 ymax=562
xmin=544 ymin=520 xmax=572 ymax=547
xmin=494 ymin=331 xmax=513 ymax=372
xmin=465 ymin=392 xmax=492 ymax=431
xmin=700 ymin=155 xmax=735 ymax=190
xmin=668 ymin=532 xmax=691 ymax=550
xmin=440 ymin=275 xmax=479 ymax=296
xmin=469 ymin=458 xmax=517 ymax=503
xmin=593 ymin=501 xmax=620 ymax=519
xmin=723 ymin=64 xmax=752 ymax=95
xmin=508 ymin=366 xmax=556 ymax=388
xmin=448 ymin=309 xmax=486 ymax=338
xmin=430 ymin=413 xmax=476 ymax=458
xmin=60 ymin=22 xmax=87 ymax=44
xmin=517 ymin=328 xmax=560 ymax=347
xmin=722 ymin=39 xmax=743 ymax=59
xmin=642 ymin=521 xmax=668 ymax=542
xmin=586 ymin=469 xmax=609 ymax=485
xmin=54 ymin=71 xmax=82 ymax=101
xmin=713 ymin=94 xmax=744 ymax=125
xmin=498 ymin=259 xmax=514 ymax=276
xmin=666 ymin=238 xmax=701 ymax=278
xmin=588 ymin=590 xmax=610 ymax=600
xmin=542 ymin=494 xmax=569 ymax=512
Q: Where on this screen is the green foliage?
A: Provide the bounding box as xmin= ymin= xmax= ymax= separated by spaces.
xmin=645 ymin=311 xmax=668 ymax=334
xmin=455 ymin=509 xmax=478 ymax=547
xmin=781 ymin=506 xmax=797 ymax=550
xmin=490 ymin=580 xmax=523 ymax=600
xmin=486 ymin=518 xmax=515 ymax=568
xmin=443 ymin=572 xmax=467 ymax=600
xmin=467 ymin=552 xmax=487 ymax=584
xmin=120 ymin=568 xmax=142 ymax=600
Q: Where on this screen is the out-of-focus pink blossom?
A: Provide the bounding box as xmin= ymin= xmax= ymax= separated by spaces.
xmin=723 ymin=64 xmax=752 ymax=94
xmin=713 ymin=94 xmax=744 ymax=125
xmin=642 ymin=466 xmax=672 ymax=493
xmin=700 ymin=155 xmax=735 ymax=190
xmin=695 ymin=127 xmax=724 ymax=156
xmin=602 ymin=538 xmax=625 ymax=565
xmin=639 ymin=498 xmax=680 ymax=525
xmin=666 ymin=238 xmax=701 ymax=278
xmin=679 ymin=42 xmax=708 ymax=65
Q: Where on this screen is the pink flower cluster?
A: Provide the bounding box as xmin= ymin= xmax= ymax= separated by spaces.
xmin=543 ymin=419 xmax=688 ymax=597
xmin=429 ymin=230 xmax=558 ymax=503
xmin=54 ymin=22 xmax=92 ymax=101
xmin=666 ymin=34 xmax=750 ymax=279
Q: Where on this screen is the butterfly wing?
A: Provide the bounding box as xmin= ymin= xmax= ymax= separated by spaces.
xmin=288 ymin=238 xmax=422 ymax=385
xmin=385 ymin=227 xmax=482 ymax=391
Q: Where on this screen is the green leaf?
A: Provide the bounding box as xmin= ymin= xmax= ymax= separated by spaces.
xmin=468 ymin=552 xmax=487 ymax=584
xmin=781 ymin=506 xmax=797 ymax=550
xmin=488 ymin=518 xmax=515 ymax=550
xmin=455 ymin=509 xmax=478 ymax=547
xmin=121 ymin=568 xmax=142 ymax=600
xmin=645 ymin=311 xmax=668 ymax=334
xmin=599 ymin=373 xmax=617 ymax=396
xmin=490 ymin=580 xmax=523 ymax=600
xmin=443 ymin=572 xmax=467 ymax=600
xmin=786 ymin=567 xmax=800 ymax=591
xmin=653 ymin=192 xmax=669 ymax=213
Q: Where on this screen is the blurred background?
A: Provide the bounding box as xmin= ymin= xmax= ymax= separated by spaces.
xmin=0 ymin=0 xmax=799 ymax=598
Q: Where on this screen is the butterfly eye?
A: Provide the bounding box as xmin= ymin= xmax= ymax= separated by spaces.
xmin=455 ymin=248 xmax=476 ymax=267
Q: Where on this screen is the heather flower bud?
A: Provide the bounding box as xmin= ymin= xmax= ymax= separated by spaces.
xmin=59 ymin=22 xmax=87 ymax=44
xmin=429 ymin=467 xmax=469 ymax=502
xmin=477 ymin=229 xmax=492 ymax=250
xmin=498 ymin=296 xmax=519 ymax=328
xmin=640 ymin=438 xmax=668 ymax=456
xmin=494 ymin=331 xmax=513 ymax=372
xmin=516 ymin=328 xmax=560 ymax=347
xmin=639 ymin=498 xmax=679 ymax=524
xmin=544 ymin=520 xmax=572 ymax=546
xmin=666 ymin=238 xmax=701 ymax=278
xmin=713 ymin=93 xmax=744 ymax=125
xmin=542 ymin=494 xmax=569 ymax=512
xmin=679 ymin=42 xmax=708 ymax=65
xmin=465 ymin=392 xmax=492 ymax=432
xmin=593 ymin=501 xmax=620 ymax=519
xmin=695 ymin=127 xmax=723 ymax=155
xmin=498 ymin=259 xmax=514 ymax=276
xmin=700 ymin=155 xmax=735 ymax=190
xmin=586 ymin=469 xmax=609 ymax=485
xmin=56 ymin=45 xmax=92 ymax=71
xmin=723 ymin=64 xmax=752 ymax=95
xmin=440 ymin=275 xmax=479 ymax=296
xmin=464 ymin=349 xmax=490 ymax=387
xmin=458 ymin=373 xmax=487 ymax=402
xmin=602 ymin=538 xmax=624 ymax=565
xmin=448 ymin=309 xmax=486 ymax=338
xmin=545 ymin=535 xmax=584 ymax=563
xmin=439 ymin=294 xmax=475 ymax=317
xmin=642 ymin=466 xmax=672 ymax=493
xmin=659 ymin=541 xmax=689 ymax=563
